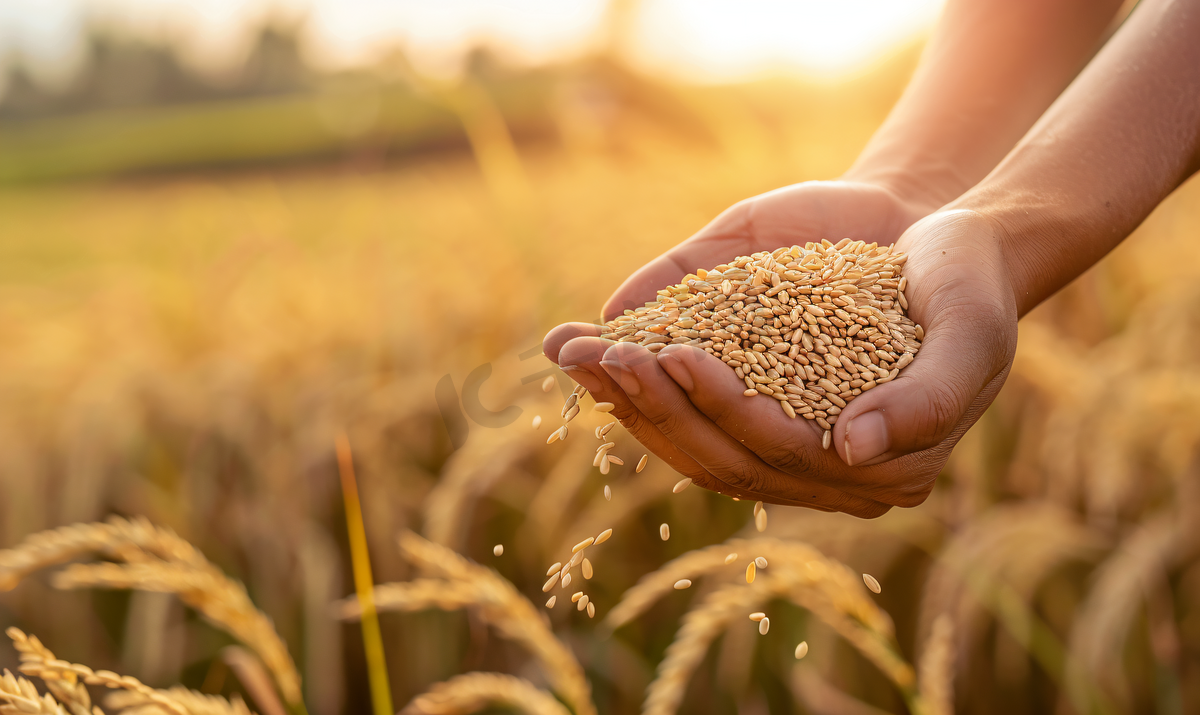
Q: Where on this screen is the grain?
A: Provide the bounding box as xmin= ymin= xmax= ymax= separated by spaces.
xmin=594 ymin=402 xmax=615 ymax=413
xmin=400 ymin=672 xmax=572 ymax=715
xmin=607 ymin=456 xmax=625 ymax=466
xmin=724 ymin=553 xmax=738 ymax=565
xmin=547 ymin=429 xmax=563 ymax=445
xmin=547 ymin=562 xmax=562 ymax=576
xmin=746 ymin=562 xmax=756 ymax=583
xmin=604 ymin=485 xmax=612 ymax=501
xmin=587 ymin=602 xmax=595 ymax=618
xmin=822 ymin=429 xmax=832 ymax=450
xmin=532 ymin=415 xmax=542 ymax=429
xmin=795 ymin=641 xmax=809 ymax=659
xmin=542 ymin=376 xmax=555 ymax=392
xmin=572 ymin=537 xmax=595 ymax=553
xmin=595 ymin=529 xmax=613 ymax=545
xmin=599 ymin=456 xmax=611 ymax=475
xmin=755 ymin=508 xmax=768 ymax=533
xmin=660 ymin=524 xmax=670 ymax=541
xmin=636 ymin=455 xmax=649 ymax=473
xmin=542 ymin=573 xmax=561 ymax=592
xmin=672 ymin=478 xmax=692 ymax=494
xmin=753 ymin=501 xmax=763 ymax=517
xmin=546 ymin=596 xmax=556 ymax=608
xmin=582 ymin=558 xmax=593 ymax=580
xmin=754 ymin=557 xmax=768 ymax=569
xmin=598 ymin=242 xmax=922 ymax=422
xmin=493 ymin=544 xmax=504 ymax=556
xmin=577 ymin=595 xmax=589 ymax=611
xmin=561 ymin=573 xmax=573 ymax=589
xmin=749 ymin=612 xmax=766 ymax=622
xmin=572 ymin=591 xmax=584 ymax=603
xmin=863 ymin=573 xmax=882 ymax=594
xmin=758 ymin=617 xmax=770 ymax=635
xmin=673 ymin=580 xmax=692 ymax=590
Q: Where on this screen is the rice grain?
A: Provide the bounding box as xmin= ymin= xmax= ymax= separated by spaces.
xmin=754 ymin=557 xmax=768 ymax=569
xmin=795 ymin=641 xmax=809 ymax=659
xmin=673 ymin=579 xmax=692 ymax=590
xmin=593 ymin=402 xmax=615 ymax=413
xmin=572 ymin=537 xmax=595 ymax=553
xmin=746 ymin=562 xmax=756 ymax=584
xmin=595 ymin=529 xmax=613 ymax=545
xmin=587 ymin=602 xmax=595 ymax=618
xmin=672 ymin=478 xmax=692 ymax=494
xmin=659 ymin=524 xmax=670 ymax=541
xmin=582 ymin=558 xmax=593 ymax=580
xmin=493 ymin=544 xmax=504 ymax=557
xmin=749 ymin=612 xmax=766 ymax=622
xmin=542 ymin=376 xmax=555 ymax=392
xmin=755 ymin=508 xmax=768 ymax=533
xmin=636 ymin=455 xmax=649 ymax=473
xmin=724 ymin=553 xmax=738 ymax=565
xmin=603 ymin=485 xmax=611 ymax=501
xmin=546 ymin=596 xmax=556 ymax=608
xmin=532 ymin=415 xmax=542 ymax=429
xmin=759 ymin=617 xmax=770 ymax=635
xmin=863 ymin=573 xmax=882 ymax=594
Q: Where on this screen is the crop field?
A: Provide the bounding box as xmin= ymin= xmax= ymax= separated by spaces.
xmin=1 ymin=62 xmax=1199 ymax=715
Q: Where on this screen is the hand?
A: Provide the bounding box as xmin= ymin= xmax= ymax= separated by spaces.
xmin=544 ymin=181 xmax=952 ymax=517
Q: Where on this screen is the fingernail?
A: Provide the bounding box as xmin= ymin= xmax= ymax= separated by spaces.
xmin=656 ymin=351 xmax=694 ymax=391
xmin=845 ymin=410 xmax=889 ymax=466
xmin=599 ymin=360 xmax=641 ymax=396
xmin=560 ymin=365 xmax=602 ymax=393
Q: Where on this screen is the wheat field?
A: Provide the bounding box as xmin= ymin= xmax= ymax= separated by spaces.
xmin=1 ymin=57 xmax=1200 ymax=715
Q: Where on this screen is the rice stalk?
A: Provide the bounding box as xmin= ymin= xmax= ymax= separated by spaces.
xmin=7 ymin=628 xmax=93 ymax=715
xmin=0 ymin=522 xmax=303 ymax=711
xmin=399 ymin=672 xmax=571 ymax=715
xmin=339 ymin=531 xmax=595 ymax=715
xmin=105 ymin=688 xmax=253 ymax=715
xmin=915 ymin=615 xmax=954 ymax=715
xmin=335 ymin=433 xmax=392 ymax=715
xmin=0 ymin=668 xmax=71 ymax=715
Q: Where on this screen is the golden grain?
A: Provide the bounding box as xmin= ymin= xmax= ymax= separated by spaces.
xmin=724 ymin=553 xmax=738 ymax=565
xmin=863 ymin=573 xmax=882 ymax=594
xmin=753 ymin=501 xmax=763 ymax=517
xmin=577 ymin=595 xmax=589 ymax=611
xmin=542 ymin=573 xmax=561 ymax=592
xmin=636 ymin=455 xmax=649 ymax=473
xmin=493 ymin=545 xmax=504 ymax=557
xmin=749 ymin=612 xmax=765 ymax=622
xmin=400 ymin=672 xmax=572 ymax=715
xmin=582 ymin=559 xmax=593 ymax=580
xmin=607 ymin=456 xmax=625 ymax=466
xmin=572 ymin=591 xmax=584 ymax=603
xmin=746 ymin=562 xmax=756 ymax=583
xmin=672 ymin=478 xmax=692 ymax=494
xmin=755 ymin=509 xmax=768 ymax=533
xmin=593 ymin=402 xmax=615 ymax=413
xmin=595 ymin=529 xmax=613 ymax=545
xmin=822 ymin=429 xmax=832 ymax=450
xmin=673 ymin=580 xmax=692 ymax=590
xmin=546 ymin=596 xmax=556 ymax=609
xmin=547 ymin=562 xmax=562 ymax=576
xmin=561 ymin=572 xmax=573 ymax=589
xmin=542 ymin=376 xmax=555 ymax=392
xmin=758 ymin=617 xmax=770 ymax=635
xmin=572 ymin=537 xmax=595 ymax=553
xmin=599 ymin=422 xmax=615 ymax=438
xmin=795 ymin=641 xmax=809 ymax=659
xmin=660 ymin=524 xmax=670 ymax=541
xmin=532 ymin=415 xmax=543 ymax=429
xmin=587 ymin=602 xmax=595 ymax=619
xmin=604 ymin=485 xmax=612 ymax=501
xmin=755 ymin=557 xmax=768 ymax=569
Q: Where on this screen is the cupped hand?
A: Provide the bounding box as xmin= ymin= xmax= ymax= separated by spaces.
xmin=546 ymin=194 xmax=1019 ymax=517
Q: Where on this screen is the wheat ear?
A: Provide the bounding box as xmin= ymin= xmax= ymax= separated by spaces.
xmin=8 ymin=628 xmax=95 ymax=715
xmin=400 ymin=672 xmax=572 ymax=715
xmin=340 ymin=532 xmax=595 ymax=715
xmin=0 ymin=668 xmax=71 ymax=714
xmin=49 ymin=561 xmax=300 ymax=708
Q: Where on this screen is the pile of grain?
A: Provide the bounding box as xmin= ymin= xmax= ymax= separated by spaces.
xmin=599 ymin=239 xmax=921 ymax=448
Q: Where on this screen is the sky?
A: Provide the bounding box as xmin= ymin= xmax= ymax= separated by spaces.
xmin=0 ymin=0 xmax=944 ymax=85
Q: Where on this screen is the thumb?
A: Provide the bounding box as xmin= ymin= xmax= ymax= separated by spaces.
xmin=833 ymin=212 xmax=1018 ymax=466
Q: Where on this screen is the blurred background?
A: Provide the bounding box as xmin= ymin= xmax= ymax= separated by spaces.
xmin=2 ymin=1 xmax=1199 ymax=714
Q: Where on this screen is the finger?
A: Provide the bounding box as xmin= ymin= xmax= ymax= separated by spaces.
xmin=601 ymin=341 xmax=890 ymax=516
xmin=556 ymin=336 xmax=722 ymax=486
xmin=542 ymin=322 xmax=603 ymax=364
xmin=654 ymin=344 xmax=910 ymax=506
xmin=834 ymin=213 xmax=1019 ymax=466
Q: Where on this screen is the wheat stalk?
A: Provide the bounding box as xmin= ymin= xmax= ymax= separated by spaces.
xmin=8 ymin=629 xmax=96 ymax=715
xmin=339 ymin=531 xmax=595 ymax=715
xmin=49 ymin=561 xmax=300 ymax=708
xmin=399 ymin=672 xmax=571 ymax=715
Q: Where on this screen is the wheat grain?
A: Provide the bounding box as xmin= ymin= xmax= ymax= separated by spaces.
xmin=746 ymin=562 xmax=756 ymax=583
xmin=546 ymin=562 xmax=561 ymax=576
xmin=659 ymin=524 xmax=670 ymax=541
xmin=755 ymin=509 xmax=768 ymax=533
xmin=582 ymin=559 xmax=593 ymax=579
xmin=672 ymin=479 xmax=692 ymax=494
xmin=493 ymin=545 xmax=504 ymax=557
xmin=795 ymin=641 xmax=809 ymax=659
xmin=598 ymin=243 xmax=922 ymax=421
xmin=755 ymin=557 xmax=768 ymax=569
xmin=106 ymin=687 xmax=253 ymax=715
xmin=636 ymin=455 xmax=648 ymax=473
xmin=604 ymin=485 xmax=611 ymax=501
xmin=572 ymin=537 xmax=595 ymax=553
xmin=400 ymin=672 xmax=572 ymax=715
xmin=532 ymin=415 xmax=542 ymax=429
xmin=724 ymin=553 xmax=738 ymax=565
xmin=607 ymin=456 xmax=625 ymax=466
xmin=542 ymin=377 xmax=555 ymax=392
xmin=863 ymin=574 xmax=881 ymax=594
xmin=546 ymin=596 xmax=556 ymax=609
xmin=571 ymin=591 xmax=584 ymax=603
xmin=577 ymin=595 xmax=589 ymax=611
xmin=595 ymin=529 xmax=613 ymax=545
xmin=542 ymin=573 xmax=560 ymax=592
xmin=6 ymin=629 xmax=92 ymax=715
xmin=673 ymin=580 xmax=691 ymax=590
xmin=593 ymin=402 xmax=615 ymax=413
xmin=587 ymin=603 xmax=595 ymax=619
xmin=822 ymin=430 xmax=832 ymax=450
xmin=749 ymin=613 xmax=765 ymax=621
xmin=759 ymin=617 xmax=770 ymax=635
xmin=0 ymin=668 xmax=70 ymax=715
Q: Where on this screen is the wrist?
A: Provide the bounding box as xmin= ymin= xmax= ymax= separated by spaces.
xmin=840 ymin=160 xmax=970 ymax=220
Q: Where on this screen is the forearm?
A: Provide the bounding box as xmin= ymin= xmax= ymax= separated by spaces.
xmin=845 ymin=0 xmax=1127 ymax=210
xmin=952 ymin=0 xmax=1200 ymax=316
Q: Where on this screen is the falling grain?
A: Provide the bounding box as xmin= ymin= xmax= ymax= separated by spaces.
xmin=746 ymin=562 xmax=756 ymax=583
xmin=673 ymin=579 xmax=692 ymax=590
xmin=587 ymin=602 xmax=595 ymax=619
xmin=571 ymin=592 xmax=584 ymax=603
xmin=749 ymin=612 xmax=766 ymax=622
xmin=546 ymin=596 xmax=556 ymax=608
xmin=795 ymin=641 xmax=809 ymax=659
xmin=659 ymin=524 xmax=670 ymax=541
xmin=577 ymin=595 xmax=590 ymax=611
xmin=822 ymin=429 xmax=832 ymax=450
xmin=546 ymin=562 xmax=562 ymax=576
xmin=863 ymin=573 xmax=882 ymax=594
xmin=595 ymin=529 xmax=613 ymax=545
xmin=758 ymin=617 xmax=770 ymax=635
xmin=593 ymin=402 xmax=615 ymax=413
xmin=636 ymin=455 xmax=649 ymax=473
xmin=607 ymin=456 xmax=624 ymax=466
xmin=755 ymin=508 xmax=768 ymax=533
xmin=603 ymin=485 xmax=611 ymax=501
xmin=754 ymin=557 xmax=768 ymax=569
xmin=582 ymin=558 xmax=593 ymax=580
xmin=561 ymin=573 xmax=573 ymax=589
xmin=598 ymin=422 xmax=615 ymax=438
xmin=572 ymin=537 xmax=595 ymax=553
xmin=724 ymin=553 xmax=738 ymax=565
xmin=532 ymin=415 xmax=542 ymax=429
xmin=753 ymin=501 xmax=763 ymax=517
xmin=493 ymin=545 xmax=504 ymax=557
xmin=542 ymin=376 xmax=555 ymax=392
xmin=542 ymin=572 xmax=561 ymax=592
xmin=672 ymin=478 xmax=692 ymax=494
